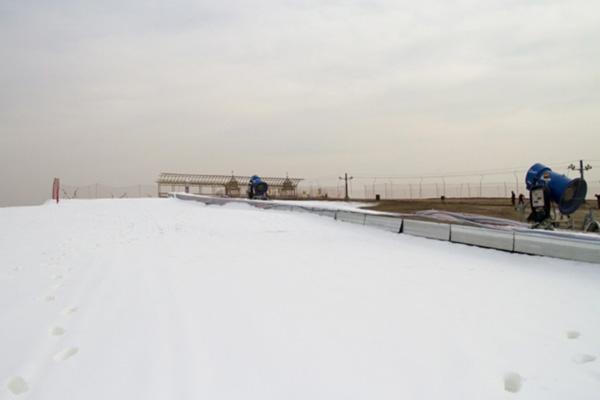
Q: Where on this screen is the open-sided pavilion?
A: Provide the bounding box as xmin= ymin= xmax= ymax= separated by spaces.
xmin=157 ymin=173 xmax=303 ymax=199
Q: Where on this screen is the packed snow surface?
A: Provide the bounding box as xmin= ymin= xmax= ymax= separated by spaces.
xmin=1 ymin=198 xmax=599 ymax=400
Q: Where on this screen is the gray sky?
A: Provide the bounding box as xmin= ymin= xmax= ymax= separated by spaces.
xmin=1 ymin=0 xmax=599 ymax=206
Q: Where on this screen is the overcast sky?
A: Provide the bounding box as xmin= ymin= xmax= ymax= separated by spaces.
xmin=1 ymin=0 xmax=599 ymax=206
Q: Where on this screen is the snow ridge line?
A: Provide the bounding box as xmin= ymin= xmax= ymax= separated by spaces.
xmin=170 ymin=193 xmax=600 ymax=264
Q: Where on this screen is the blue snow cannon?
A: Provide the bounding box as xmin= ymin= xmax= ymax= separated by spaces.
xmin=248 ymin=175 xmax=269 ymax=199
xmin=525 ymin=163 xmax=587 ymax=215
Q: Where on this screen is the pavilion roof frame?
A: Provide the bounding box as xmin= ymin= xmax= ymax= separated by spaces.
xmin=157 ymin=173 xmax=303 ymax=187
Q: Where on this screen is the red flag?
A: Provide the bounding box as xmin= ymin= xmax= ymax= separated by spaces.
xmin=52 ymin=178 xmax=60 ymax=203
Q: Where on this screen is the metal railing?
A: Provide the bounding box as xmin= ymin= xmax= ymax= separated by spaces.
xmin=170 ymin=193 xmax=600 ymax=264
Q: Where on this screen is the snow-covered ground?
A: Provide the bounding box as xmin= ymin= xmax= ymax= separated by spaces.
xmin=1 ymin=198 xmax=599 ymax=399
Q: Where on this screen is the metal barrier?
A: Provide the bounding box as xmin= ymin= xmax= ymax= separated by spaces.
xmin=314 ymin=209 xmax=338 ymax=218
xmin=170 ymin=193 xmax=600 ymax=264
xmin=514 ymin=230 xmax=600 ymax=263
xmin=403 ymin=220 xmax=451 ymax=241
xmin=364 ymin=215 xmax=403 ymax=233
xmin=336 ymin=211 xmax=367 ymax=225
xmin=451 ymin=225 xmax=514 ymax=252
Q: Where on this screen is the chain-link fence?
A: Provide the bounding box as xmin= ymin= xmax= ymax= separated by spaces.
xmin=60 ymin=184 xmax=157 ymax=199
xmin=298 ymin=162 xmax=600 ymax=200
xmin=298 ymin=179 xmax=600 ymax=200
xmin=59 ymin=180 xmax=600 ymax=201
xmin=59 ymin=168 xmax=600 ymax=203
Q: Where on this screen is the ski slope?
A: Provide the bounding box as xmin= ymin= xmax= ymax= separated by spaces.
xmin=1 ymin=198 xmax=599 ymax=399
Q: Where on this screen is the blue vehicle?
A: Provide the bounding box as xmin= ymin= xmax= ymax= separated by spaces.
xmin=248 ymin=175 xmax=269 ymax=200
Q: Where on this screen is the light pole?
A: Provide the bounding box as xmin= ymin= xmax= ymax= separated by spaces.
xmin=339 ymin=173 xmax=354 ymax=201
xmin=568 ymin=160 xmax=592 ymax=180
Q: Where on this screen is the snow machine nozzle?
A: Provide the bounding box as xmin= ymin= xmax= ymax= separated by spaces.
xmin=248 ymin=175 xmax=269 ymax=199
xmin=526 ymin=163 xmax=587 ymax=215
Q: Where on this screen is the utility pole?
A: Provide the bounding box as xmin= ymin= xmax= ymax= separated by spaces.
xmin=568 ymin=160 xmax=592 ymax=180
xmin=338 ymin=173 xmax=353 ymax=201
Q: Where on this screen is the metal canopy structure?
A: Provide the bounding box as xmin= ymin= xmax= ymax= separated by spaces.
xmin=157 ymin=173 xmax=303 ymax=199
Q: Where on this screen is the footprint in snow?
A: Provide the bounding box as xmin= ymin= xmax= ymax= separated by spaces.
xmin=6 ymin=376 xmax=29 ymax=395
xmin=573 ymin=354 xmax=596 ymax=364
xmin=61 ymin=307 xmax=78 ymax=316
xmin=504 ymin=372 xmax=523 ymax=393
xmin=54 ymin=347 xmax=79 ymax=361
xmin=49 ymin=326 xmax=65 ymax=336
xmin=566 ymin=330 xmax=580 ymax=339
